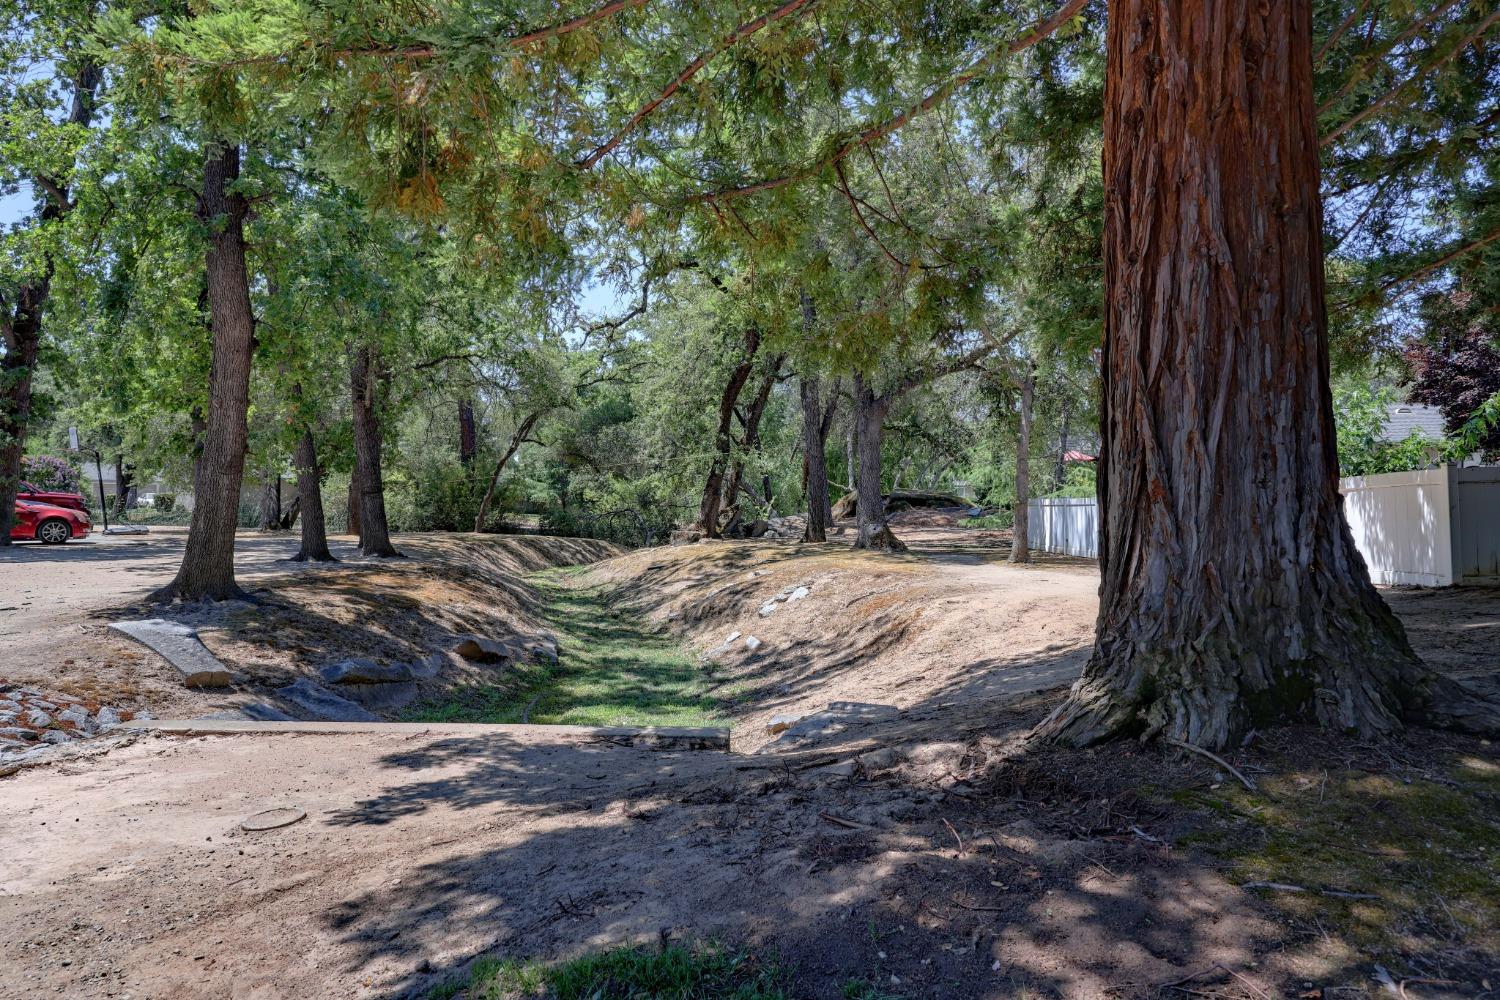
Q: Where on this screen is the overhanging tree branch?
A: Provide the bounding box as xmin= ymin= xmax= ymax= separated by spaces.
xmin=1375 ymin=222 xmax=1500 ymax=298
xmin=200 ymin=0 xmax=650 ymax=66
xmin=1321 ymin=7 xmax=1500 ymax=145
xmin=577 ymin=0 xmax=820 ymax=168
xmin=1316 ymin=0 xmax=1464 ymax=114
xmin=690 ymin=0 xmax=1089 ymax=204
xmin=1315 ymin=0 xmax=1374 ymax=68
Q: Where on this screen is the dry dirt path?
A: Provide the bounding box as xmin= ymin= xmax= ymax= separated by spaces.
xmin=2 ymin=528 xmax=1496 ymax=999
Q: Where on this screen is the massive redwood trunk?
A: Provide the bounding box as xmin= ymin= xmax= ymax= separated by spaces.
xmin=152 ymin=142 xmax=256 ymax=603
xmin=1009 ymin=369 xmax=1033 ymax=565
xmin=800 ymin=375 xmax=830 ymax=542
xmin=290 ymin=428 xmax=335 ymax=562
xmin=693 ymin=328 xmax=759 ymax=537
xmin=852 ymin=374 xmax=904 ymax=552
xmin=349 ymin=345 xmax=401 ymax=557
xmin=1034 ymin=0 xmax=1495 ymax=750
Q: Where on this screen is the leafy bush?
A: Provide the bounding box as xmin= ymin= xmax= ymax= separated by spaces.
xmin=1334 ymin=380 xmax=1445 ymax=476
xmin=20 ymin=454 xmax=82 ymax=493
xmin=1045 ymin=462 xmax=1096 ymax=498
xmin=387 ymin=464 xmax=497 ymax=532
xmin=153 ymin=493 xmax=176 ymax=512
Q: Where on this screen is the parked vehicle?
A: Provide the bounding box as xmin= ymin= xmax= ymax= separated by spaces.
xmin=10 ymin=500 xmax=91 ymax=543
xmin=17 ymin=480 xmax=88 ymax=512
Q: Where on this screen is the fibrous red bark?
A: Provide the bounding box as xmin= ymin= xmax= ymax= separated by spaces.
xmin=1034 ymin=0 xmax=1497 ymax=750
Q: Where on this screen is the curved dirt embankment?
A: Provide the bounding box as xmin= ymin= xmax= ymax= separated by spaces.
xmin=576 ymin=526 xmax=1101 ymax=751
xmin=0 ymin=531 xmax=620 ymax=722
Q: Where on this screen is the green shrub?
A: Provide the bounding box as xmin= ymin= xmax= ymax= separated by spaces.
xmin=153 ymin=493 xmax=176 ymax=512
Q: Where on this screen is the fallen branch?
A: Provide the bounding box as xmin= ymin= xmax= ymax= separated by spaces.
xmin=1166 ymin=738 xmax=1258 ymax=792
xmin=942 ymin=817 xmax=965 ymax=855
xmin=819 ymin=811 xmax=872 ymax=830
xmin=1242 ymin=880 xmax=1378 ymax=900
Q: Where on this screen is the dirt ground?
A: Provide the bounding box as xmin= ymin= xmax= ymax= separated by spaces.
xmin=0 ymin=529 xmax=616 ymax=720
xmin=1 ymin=516 xmax=1497 ymax=999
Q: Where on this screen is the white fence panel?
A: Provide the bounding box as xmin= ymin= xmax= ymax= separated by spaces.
xmin=1027 ymin=497 xmax=1099 ymax=559
xmin=1338 ymin=468 xmax=1454 ymax=587
xmin=1024 ymin=465 xmax=1499 ymax=588
xmin=1453 ymin=466 xmax=1500 ymax=584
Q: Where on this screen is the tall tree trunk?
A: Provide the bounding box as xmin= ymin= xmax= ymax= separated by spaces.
xmin=845 ymin=422 xmax=857 ymax=501
xmin=694 ymin=329 xmax=760 ymax=537
xmin=458 ymin=399 xmax=477 ymax=467
xmin=349 ymin=345 xmax=401 ymax=558
xmin=820 ymin=384 xmax=839 ymax=527
xmin=722 ymin=356 xmax=782 ymax=533
xmin=852 ymin=374 xmax=904 ymax=552
xmin=1033 ymin=0 xmax=1498 ymax=751
xmin=290 ymin=428 xmax=335 ymax=561
xmin=346 ymin=466 xmax=362 ymax=541
xmin=1054 ymin=396 xmax=1071 ymax=492
xmin=257 ymin=473 xmax=281 ymax=531
xmin=801 ymin=375 xmax=830 ymax=542
xmin=473 ymin=410 xmax=541 ymax=532
xmin=113 ymin=455 xmax=133 ymax=517
xmin=0 ymin=60 xmax=100 ymax=547
xmin=1010 ymin=369 xmax=1033 ymax=565
xmin=151 ymin=141 xmax=256 ymax=603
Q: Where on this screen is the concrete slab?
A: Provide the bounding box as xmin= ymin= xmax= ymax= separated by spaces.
xmin=276 ymin=679 xmax=381 ymax=722
xmin=116 ymin=718 xmax=731 ymax=750
xmin=106 ymin=619 xmax=232 ymax=688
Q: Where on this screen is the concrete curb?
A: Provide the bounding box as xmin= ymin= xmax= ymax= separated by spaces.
xmin=114 ymin=718 xmax=731 ymax=750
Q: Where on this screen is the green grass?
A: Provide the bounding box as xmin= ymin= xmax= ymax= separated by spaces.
xmin=429 ymin=942 xmax=788 ymax=999
xmin=406 ymin=569 xmax=726 ymax=729
xmin=1173 ymin=753 xmax=1500 ymax=959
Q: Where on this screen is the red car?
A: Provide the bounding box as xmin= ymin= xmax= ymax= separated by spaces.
xmin=11 ymin=500 xmax=91 ymax=544
xmin=17 ymin=480 xmax=88 ymax=512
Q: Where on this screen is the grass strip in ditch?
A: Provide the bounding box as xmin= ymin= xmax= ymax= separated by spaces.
xmin=405 ymin=568 xmax=725 ymax=730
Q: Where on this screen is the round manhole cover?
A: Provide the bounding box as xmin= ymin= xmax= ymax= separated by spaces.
xmin=240 ymin=807 xmax=307 ymax=832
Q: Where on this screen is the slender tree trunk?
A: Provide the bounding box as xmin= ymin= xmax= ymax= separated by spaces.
xmin=113 ymin=455 xmax=133 ymax=517
xmin=0 ymin=60 xmax=100 ymax=547
xmin=474 ymin=410 xmax=541 ymax=532
xmin=820 ymin=385 xmax=839 ymax=527
xmin=279 ymin=492 xmax=300 ymax=530
xmin=290 ymin=428 xmax=335 ymax=561
xmin=349 ymin=345 xmax=401 ymax=558
xmin=1054 ymin=396 xmax=1071 ymax=492
xmin=1010 ymin=369 xmax=1033 ymax=564
xmin=845 ymin=422 xmax=857 ymax=500
xmin=346 ymin=467 xmax=362 ymax=542
xmin=458 ymin=399 xmax=477 ymax=467
xmin=722 ymin=356 xmax=781 ymax=534
xmin=151 ymin=141 xmax=256 ymax=603
xmin=694 ymin=329 xmax=760 ymax=537
xmin=257 ymin=474 xmax=281 ymax=531
xmin=801 ymin=375 xmax=830 ymax=542
xmin=1033 ymin=0 xmax=1498 ymax=750
xmin=852 ymin=374 xmax=904 ymax=552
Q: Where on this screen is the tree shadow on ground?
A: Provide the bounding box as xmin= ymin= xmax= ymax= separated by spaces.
xmin=299 ymin=663 xmax=1270 ymax=999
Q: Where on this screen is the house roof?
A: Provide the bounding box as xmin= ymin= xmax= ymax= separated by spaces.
xmin=1383 ymin=403 xmax=1448 ymax=443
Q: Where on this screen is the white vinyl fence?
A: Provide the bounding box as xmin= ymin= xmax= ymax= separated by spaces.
xmin=1342 ymin=465 xmax=1500 ymax=586
xmin=1027 ymin=464 xmax=1500 ymax=587
xmin=1026 ymin=497 xmax=1099 ymax=559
